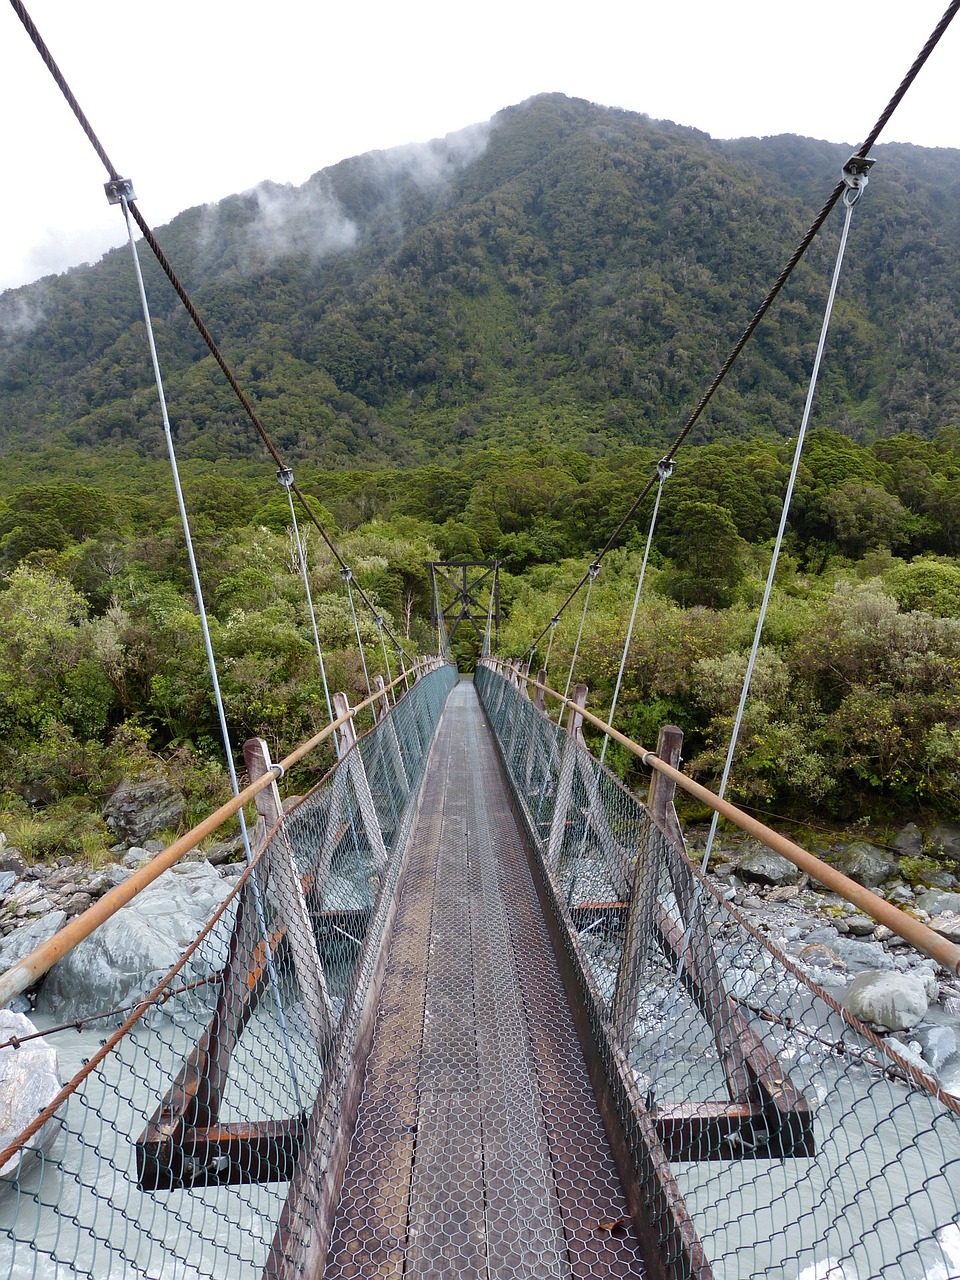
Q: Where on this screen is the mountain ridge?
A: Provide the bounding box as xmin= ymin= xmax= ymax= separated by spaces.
xmin=2 ymin=93 xmax=960 ymax=469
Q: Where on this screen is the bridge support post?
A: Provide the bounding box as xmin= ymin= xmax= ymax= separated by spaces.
xmin=612 ymin=725 xmax=684 ymax=1043
xmin=546 ymin=683 xmax=588 ymax=868
xmin=242 ymin=737 xmax=336 ymax=1050
xmin=534 ymin=670 xmax=546 ymax=713
xmin=333 ymin=691 xmax=389 ymax=873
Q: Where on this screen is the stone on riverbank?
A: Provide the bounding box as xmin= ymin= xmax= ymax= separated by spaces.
xmin=0 ymin=1010 xmax=61 ymax=1180
xmin=845 ymin=970 xmax=930 ymax=1032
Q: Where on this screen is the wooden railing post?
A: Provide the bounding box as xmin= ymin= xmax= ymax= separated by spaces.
xmin=534 ymin=670 xmax=547 ymax=713
xmin=612 ymin=725 xmax=684 ymax=1041
xmin=242 ymin=738 xmax=335 ymax=1049
xmin=647 ymin=725 xmax=685 ymax=852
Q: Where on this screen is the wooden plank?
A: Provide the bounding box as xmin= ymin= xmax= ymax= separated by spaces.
xmin=405 ymin=1091 xmax=486 ymax=1279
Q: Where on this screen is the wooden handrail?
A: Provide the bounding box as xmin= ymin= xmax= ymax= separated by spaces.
xmin=485 ymin=660 xmax=960 ymax=977
xmin=0 ymin=662 xmax=439 ymax=1008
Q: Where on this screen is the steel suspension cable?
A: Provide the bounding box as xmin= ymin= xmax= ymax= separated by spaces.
xmin=697 ymin=172 xmax=867 ymax=874
xmin=526 ymin=0 xmax=960 ymax=656
xmin=650 ymin=172 xmax=870 ymax=1113
xmin=118 ymin=195 xmax=303 ymax=1111
xmin=8 ymin=0 xmax=413 ymax=664
xmin=598 ymin=459 xmax=673 ymax=767
xmin=557 ymin=562 xmax=600 ymax=720
xmin=279 ymin=467 xmax=335 ymax=727
xmin=343 ymin=569 xmax=372 ymax=696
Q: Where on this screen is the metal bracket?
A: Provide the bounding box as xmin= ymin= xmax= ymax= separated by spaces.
xmin=841 ymin=155 xmax=875 ymax=204
xmin=104 ymin=177 xmax=137 ymax=205
xmin=277 ymin=467 xmax=294 ymax=489
xmin=657 ymin=457 xmax=676 ymax=482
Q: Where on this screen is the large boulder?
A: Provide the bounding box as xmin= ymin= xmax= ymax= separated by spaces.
xmin=0 ymin=911 xmax=67 ymax=979
xmin=891 ymin=823 xmax=924 ymax=857
xmin=844 ymin=970 xmax=930 ymax=1032
xmin=38 ymin=862 xmax=232 ymax=1020
xmin=734 ymin=843 xmax=801 ymax=887
xmin=927 ymin=824 xmax=960 ymax=860
xmin=0 ymin=1010 xmax=62 ymax=1180
xmin=831 ymin=842 xmax=899 ymax=889
xmin=103 ymin=775 xmax=185 ymax=845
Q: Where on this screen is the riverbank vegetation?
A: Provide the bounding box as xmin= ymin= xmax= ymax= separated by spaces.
xmin=0 ymin=426 xmax=958 ymax=861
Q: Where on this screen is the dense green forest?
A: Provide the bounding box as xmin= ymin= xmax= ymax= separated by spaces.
xmin=1 ymin=426 xmax=959 ymax=861
xmin=3 ymin=95 xmax=960 ymax=470
xmin=2 ymin=94 xmax=960 ymax=862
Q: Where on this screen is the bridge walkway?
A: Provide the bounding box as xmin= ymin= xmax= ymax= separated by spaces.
xmin=324 ymin=679 xmax=646 ymax=1278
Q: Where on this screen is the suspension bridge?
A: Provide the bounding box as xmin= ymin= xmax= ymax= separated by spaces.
xmin=3 ymin=0 xmax=960 ymax=1275
xmin=1 ymin=659 xmax=959 ymax=1279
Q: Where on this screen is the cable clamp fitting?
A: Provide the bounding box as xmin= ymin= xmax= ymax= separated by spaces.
xmin=657 ymin=457 xmax=676 ymax=482
xmin=340 ymin=567 xmax=353 ymax=583
xmin=271 ymin=762 xmax=285 ymax=782
xmin=588 ymin=562 xmax=601 ymax=581
xmin=374 ymin=615 xmax=384 ymax=629
xmin=841 ymin=155 xmax=875 ymax=206
xmin=550 ymin=615 xmax=560 ymax=629
xmin=277 ymin=467 xmax=294 ymax=488
xmin=104 ymin=177 xmax=137 ymax=205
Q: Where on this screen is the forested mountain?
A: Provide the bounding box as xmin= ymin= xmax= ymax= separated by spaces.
xmin=2 ymin=93 xmax=960 ymax=469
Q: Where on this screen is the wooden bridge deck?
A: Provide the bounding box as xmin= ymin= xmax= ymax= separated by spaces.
xmin=323 ymin=679 xmax=646 ymax=1278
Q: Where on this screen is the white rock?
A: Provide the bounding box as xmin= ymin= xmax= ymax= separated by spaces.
xmin=844 ymin=970 xmax=929 ymax=1032
xmin=0 ymin=1010 xmax=62 ymax=1180
xmin=38 ymin=862 xmax=233 ymax=1020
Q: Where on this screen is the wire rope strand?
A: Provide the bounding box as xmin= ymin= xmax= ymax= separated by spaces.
xmin=699 ymin=185 xmax=863 ymax=873
xmin=282 ymin=474 xmax=335 ymax=726
xmin=598 ymin=461 xmax=672 ymax=768
xmin=343 ymin=571 xmax=372 ymax=697
xmin=557 ymin=564 xmax=599 ymax=721
xmin=118 ymin=195 xmax=303 ymax=1111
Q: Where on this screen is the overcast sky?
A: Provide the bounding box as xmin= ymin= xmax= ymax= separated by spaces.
xmin=1 ymin=0 xmax=958 ymax=293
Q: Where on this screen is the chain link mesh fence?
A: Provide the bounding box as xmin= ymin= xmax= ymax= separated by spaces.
xmin=476 ymin=661 xmax=960 ymax=1280
xmin=0 ymin=663 xmax=457 ymax=1280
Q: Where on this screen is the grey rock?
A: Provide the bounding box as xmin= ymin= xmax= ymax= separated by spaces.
xmin=39 ymin=862 xmax=232 ymax=1020
xmin=845 ymin=913 xmax=877 ymax=937
xmin=59 ymin=893 xmax=93 ymax=918
xmin=735 ymin=846 xmax=801 ymax=887
xmin=0 ymin=873 xmax=15 ymax=897
xmin=204 ymin=836 xmax=245 ymax=866
xmin=103 ymin=776 xmax=185 ymax=845
xmin=829 ymin=935 xmax=899 ymax=973
xmin=928 ymin=912 xmax=960 ymax=944
xmin=832 ymin=842 xmax=899 ymax=888
xmin=0 ymin=1010 xmax=62 ymax=1179
xmin=891 ymin=823 xmax=924 ymax=856
xmin=883 ymin=1035 xmax=933 ymax=1077
xmin=0 ymin=852 xmax=26 ymax=876
xmin=84 ymin=865 xmax=132 ymax=899
xmin=927 ymin=823 xmax=960 ymax=860
xmin=0 ymin=911 xmax=66 ymax=976
xmin=913 ymin=1025 xmax=959 ymax=1074
xmin=916 ymin=891 xmax=960 ymax=916
xmin=845 ymin=970 xmax=930 ymax=1032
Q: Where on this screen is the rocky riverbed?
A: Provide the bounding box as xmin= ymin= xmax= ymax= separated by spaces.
xmin=1 ymin=818 xmax=959 ymax=1092
xmin=695 ymin=822 xmax=960 ymax=1095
